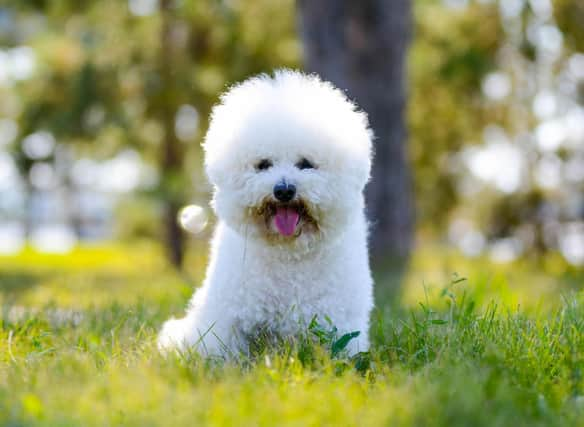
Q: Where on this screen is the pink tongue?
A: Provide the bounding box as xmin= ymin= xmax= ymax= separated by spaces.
xmin=274 ymin=207 xmax=300 ymax=236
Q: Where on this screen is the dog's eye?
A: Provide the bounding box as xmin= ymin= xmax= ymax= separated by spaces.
xmin=255 ymin=159 xmax=273 ymax=171
xmin=296 ymin=158 xmax=315 ymax=170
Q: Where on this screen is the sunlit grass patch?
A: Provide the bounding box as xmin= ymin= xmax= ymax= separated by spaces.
xmin=1 ymin=290 xmax=583 ymax=426
xmin=0 ymin=241 xmax=206 ymax=310
xmin=1 ymin=243 xmax=583 ymax=426
xmin=400 ymin=245 xmax=584 ymax=312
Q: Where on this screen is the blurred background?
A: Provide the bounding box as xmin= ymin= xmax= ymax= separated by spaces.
xmin=0 ymin=0 xmax=583 ymax=299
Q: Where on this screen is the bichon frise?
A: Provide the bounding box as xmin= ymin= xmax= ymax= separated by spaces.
xmin=159 ymin=70 xmax=374 ymax=357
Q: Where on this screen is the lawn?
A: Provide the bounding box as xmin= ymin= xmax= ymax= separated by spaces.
xmin=1 ymin=242 xmax=583 ymax=426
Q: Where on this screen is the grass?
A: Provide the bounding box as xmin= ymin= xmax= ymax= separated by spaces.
xmin=1 ymin=242 xmax=583 ymax=426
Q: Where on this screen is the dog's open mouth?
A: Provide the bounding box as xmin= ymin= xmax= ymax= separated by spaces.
xmin=251 ymin=199 xmax=317 ymax=238
xmin=273 ymin=205 xmax=300 ymax=236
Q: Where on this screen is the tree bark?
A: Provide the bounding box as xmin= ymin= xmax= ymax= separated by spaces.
xmin=297 ymin=0 xmax=414 ymax=265
xmin=159 ymin=0 xmax=185 ymax=268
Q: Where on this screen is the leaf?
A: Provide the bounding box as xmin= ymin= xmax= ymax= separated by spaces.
xmin=331 ymin=331 xmax=360 ymax=357
xmin=352 ymin=351 xmax=371 ymax=375
xmin=308 ymin=315 xmax=319 ymax=331
xmin=324 ymin=315 xmax=333 ymax=326
xmin=451 ymin=275 xmax=467 ymax=284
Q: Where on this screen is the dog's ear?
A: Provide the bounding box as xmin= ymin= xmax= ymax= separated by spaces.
xmin=201 ymin=113 xmax=230 ymax=188
xmin=203 ymin=155 xmax=226 ymax=188
xmin=203 ymin=153 xmax=217 ymax=185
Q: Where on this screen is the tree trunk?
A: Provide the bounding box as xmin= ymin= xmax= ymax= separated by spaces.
xmin=159 ymin=0 xmax=185 ymax=268
xmin=297 ymin=0 xmax=414 ymax=266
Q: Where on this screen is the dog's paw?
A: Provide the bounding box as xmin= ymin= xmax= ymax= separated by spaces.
xmin=157 ymin=317 xmax=189 ymax=354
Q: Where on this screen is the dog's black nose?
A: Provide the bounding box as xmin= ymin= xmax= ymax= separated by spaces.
xmin=273 ymin=181 xmax=296 ymax=202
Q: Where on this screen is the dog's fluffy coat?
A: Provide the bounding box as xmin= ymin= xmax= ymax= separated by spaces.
xmin=158 ymin=70 xmax=374 ymax=357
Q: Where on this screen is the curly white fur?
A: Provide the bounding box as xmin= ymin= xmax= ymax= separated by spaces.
xmin=159 ymin=70 xmax=374 ymax=357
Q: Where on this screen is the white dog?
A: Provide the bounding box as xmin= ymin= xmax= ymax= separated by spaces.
xmin=158 ymin=70 xmax=374 ymax=357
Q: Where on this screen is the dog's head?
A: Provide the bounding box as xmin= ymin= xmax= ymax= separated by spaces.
xmin=203 ymin=70 xmax=373 ymax=250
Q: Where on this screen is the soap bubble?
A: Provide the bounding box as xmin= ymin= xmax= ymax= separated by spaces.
xmin=178 ymin=204 xmax=208 ymax=234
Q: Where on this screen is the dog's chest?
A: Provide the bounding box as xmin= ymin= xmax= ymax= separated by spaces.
xmin=231 ymin=267 xmax=345 ymax=336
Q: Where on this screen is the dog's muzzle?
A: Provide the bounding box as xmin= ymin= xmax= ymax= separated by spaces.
xmin=251 ymin=199 xmax=318 ymax=238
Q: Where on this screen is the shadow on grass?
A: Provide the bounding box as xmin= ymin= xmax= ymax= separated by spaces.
xmin=0 ymin=270 xmax=46 ymax=298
